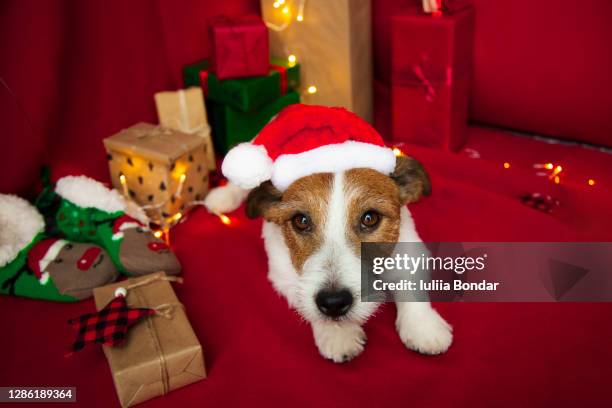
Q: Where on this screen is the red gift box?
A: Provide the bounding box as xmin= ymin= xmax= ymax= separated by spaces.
xmin=209 ymin=15 xmax=269 ymax=80
xmin=390 ymin=7 xmax=474 ymax=151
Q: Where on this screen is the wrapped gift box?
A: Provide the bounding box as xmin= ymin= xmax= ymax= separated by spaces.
xmin=390 ymin=7 xmax=474 ymax=151
xmin=209 ymin=15 xmax=269 ymax=80
xmin=154 ymin=87 xmax=216 ymax=171
xmin=103 ymin=123 xmax=210 ymax=222
xmin=261 ymin=0 xmax=373 ymax=122
xmin=94 ymin=272 xmax=206 ymax=407
xmin=208 ymin=91 xmax=300 ymax=155
xmin=183 ymin=57 xmax=300 ymax=113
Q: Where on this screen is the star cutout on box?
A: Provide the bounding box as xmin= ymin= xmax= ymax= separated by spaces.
xmin=67 ymin=288 xmax=155 ymax=354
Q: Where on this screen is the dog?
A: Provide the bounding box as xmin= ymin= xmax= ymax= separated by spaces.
xmin=205 ymin=104 xmax=452 ymax=362
xmin=205 ymin=154 xmax=452 ymax=363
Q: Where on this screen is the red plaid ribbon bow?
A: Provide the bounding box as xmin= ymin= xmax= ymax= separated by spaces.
xmin=66 ymin=294 xmax=154 ymax=355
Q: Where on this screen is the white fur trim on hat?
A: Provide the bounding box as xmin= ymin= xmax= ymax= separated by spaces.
xmin=37 ymin=239 xmax=68 ymax=283
xmin=0 ymin=195 xmax=45 ymax=267
xmin=222 ymin=143 xmax=273 ymax=190
xmin=271 ymin=141 xmax=397 ymax=191
xmin=55 ymin=175 xmax=126 ymax=213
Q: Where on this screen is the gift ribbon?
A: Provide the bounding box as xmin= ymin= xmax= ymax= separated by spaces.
xmin=199 ymin=70 xmax=209 ymax=97
xmin=412 ymin=64 xmax=438 ymax=102
xmin=269 ymin=64 xmax=288 ymax=95
xmin=393 ymin=53 xmax=456 ymax=103
xmin=124 ymin=274 xmax=185 ymax=397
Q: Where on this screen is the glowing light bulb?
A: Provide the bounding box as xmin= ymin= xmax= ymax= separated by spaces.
xmin=549 ymin=165 xmax=563 ymax=180
xmin=278 ymin=0 xmax=286 ymax=4
xmin=119 ymin=174 xmax=129 ymax=197
xmin=288 ymin=54 xmax=297 ymax=64
xmin=297 ymin=14 xmax=304 ymax=22
xmin=273 ymin=1 xmax=280 ymax=8
xmin=588 ymin=179 xmax=596 ymax=186
xmin=307 ymin=85 xmax=317 ymax=94
xmin=153 ymin=230 xmax=163 ymax=239
xmin=282 ymin=6 xmax=289 ymax=14
xmin=503 ymin=162 xmax=511 ymax=169
xmin=169 ymin=212 xmax=182 ymax=223
xmin=392 ymin=147 xmax=404 ymax=157
xmin=545 ymin=163 xmax=554 ymax=170
xmin=554 ymin=176 xmax=560 ymax=184
xmin=219 ymin=214 xmax=231 ymax=225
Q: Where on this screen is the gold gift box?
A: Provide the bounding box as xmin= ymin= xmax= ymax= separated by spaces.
xmin=154 ymin=87 xmax=216 ymax=171
xmin=104 ymin=123 xmax=210 ymax=223
xmin=93 ymin=272 xmax=206 ymax=407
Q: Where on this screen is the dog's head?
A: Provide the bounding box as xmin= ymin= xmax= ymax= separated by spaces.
xmin=246 ymin=156 xmax=430 ymax=323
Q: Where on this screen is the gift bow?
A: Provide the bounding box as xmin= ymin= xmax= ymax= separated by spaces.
xmin=394 ymin=54 xmax=453 ymax=103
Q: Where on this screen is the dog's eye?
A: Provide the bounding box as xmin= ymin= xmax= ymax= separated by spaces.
xmin=360 ymin=211 xmax=381 ymax=230
xmin=292 ymin=213 xmax=312 ymax=233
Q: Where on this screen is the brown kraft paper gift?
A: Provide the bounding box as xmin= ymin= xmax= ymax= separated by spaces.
xmin=93 ymin=272 xmax=206 ymax=407
xmin=104 ymin=123 xmax=210 ymax=223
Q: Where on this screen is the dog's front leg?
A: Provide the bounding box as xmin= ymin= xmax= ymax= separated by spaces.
xmin=312 ymin=320 xmax=367 ymax=363
xmin=395 ymin=301 xmax=453 ymax=355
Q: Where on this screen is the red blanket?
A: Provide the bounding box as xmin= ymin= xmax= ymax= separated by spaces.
xmin=1 ymin=127 xmax=611 ymax=406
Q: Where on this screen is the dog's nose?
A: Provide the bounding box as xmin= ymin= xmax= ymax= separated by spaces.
xmin=315 ymin=289 xmax=353 ymax=317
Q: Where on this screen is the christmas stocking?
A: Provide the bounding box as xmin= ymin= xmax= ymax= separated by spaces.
xmin=52 ymin=176 xmax=181 ymax=276
xmin=0 ymin=194 xmax=118 ymax=301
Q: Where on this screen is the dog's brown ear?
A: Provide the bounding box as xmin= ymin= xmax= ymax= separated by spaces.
xmin=245 ymin=181 xmax=283 ymax=219
xmin=389 ymin=156 xmax=431 ymax=204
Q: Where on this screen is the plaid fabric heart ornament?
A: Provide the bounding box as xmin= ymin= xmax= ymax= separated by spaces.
xmin=66 ymin=288 xmax=155 ymax=355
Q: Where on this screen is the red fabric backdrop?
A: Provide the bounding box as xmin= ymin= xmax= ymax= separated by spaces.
xmin=1 ymin=2 xmax=612 ymax=407
xmin=2 ymin=0 xmax=612 ymax=196
xmin=0 ymin=0 xmax=260 ymax=196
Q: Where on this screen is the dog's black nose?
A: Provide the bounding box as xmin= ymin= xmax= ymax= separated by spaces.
xmin=315 ymin=289 xmax=353 ymax=317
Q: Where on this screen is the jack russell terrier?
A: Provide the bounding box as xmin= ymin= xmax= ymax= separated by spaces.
xmin=205 ymin=104 xmax=452 ymax=363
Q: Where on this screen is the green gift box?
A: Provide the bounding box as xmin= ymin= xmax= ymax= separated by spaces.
xmin=208 ymin=91 xmax=300 ymax=155
xmin=183 ymin=58 xmax=300 ymax=113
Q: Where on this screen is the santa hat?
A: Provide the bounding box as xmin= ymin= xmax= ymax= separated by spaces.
xmin=221 ymin=104 xmax=397 ymax=191
xmin=27 ymin=238 xmax=68 ymax=285
xmin=112 ymin=215 xmax=143 ymax=241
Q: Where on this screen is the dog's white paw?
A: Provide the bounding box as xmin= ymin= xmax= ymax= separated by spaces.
xmin=396 ymin=307 xmax=452 ymax=355
xmin=203 ymin=183 xmax=249 ymax=214
xmin=313 ymin=322 xmax=367 ymax=363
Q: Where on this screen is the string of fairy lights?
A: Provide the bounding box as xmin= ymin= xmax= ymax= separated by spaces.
xmin=394 ymin=145 xmax=598 ymax=187
xmin=123 ymin=142 xmax=599 ymax=244
xmin=263 ymin=0 xmax=318 ymax=97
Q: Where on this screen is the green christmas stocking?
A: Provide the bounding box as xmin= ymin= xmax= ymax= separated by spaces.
xmin=52 ymin=176 xmax=181 ymax=276
xmin=0 ymin=194 xmax=118 ymax=301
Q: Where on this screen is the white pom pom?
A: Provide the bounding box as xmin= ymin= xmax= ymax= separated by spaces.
xmin=221 ymin=143 xmax=273 ymax=189
xmin=115 ymin=287 xmax=127 ymax=298
xmin=203 ymin=183 xmax=249 ymax=214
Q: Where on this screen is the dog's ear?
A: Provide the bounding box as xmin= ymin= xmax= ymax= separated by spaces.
xmin=389 ymin=156 xmax=431 ymax=204
xmin=245 ymin=181 xmax=283 ymax=219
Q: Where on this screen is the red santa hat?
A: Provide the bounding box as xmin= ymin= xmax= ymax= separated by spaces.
xmin=27 ymin=238 xmax=68 ymax=284
xmin=221 ymin=104 xmax=397 ymax=191
xmin=112 ymin=215 xmax=144 ymax=241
